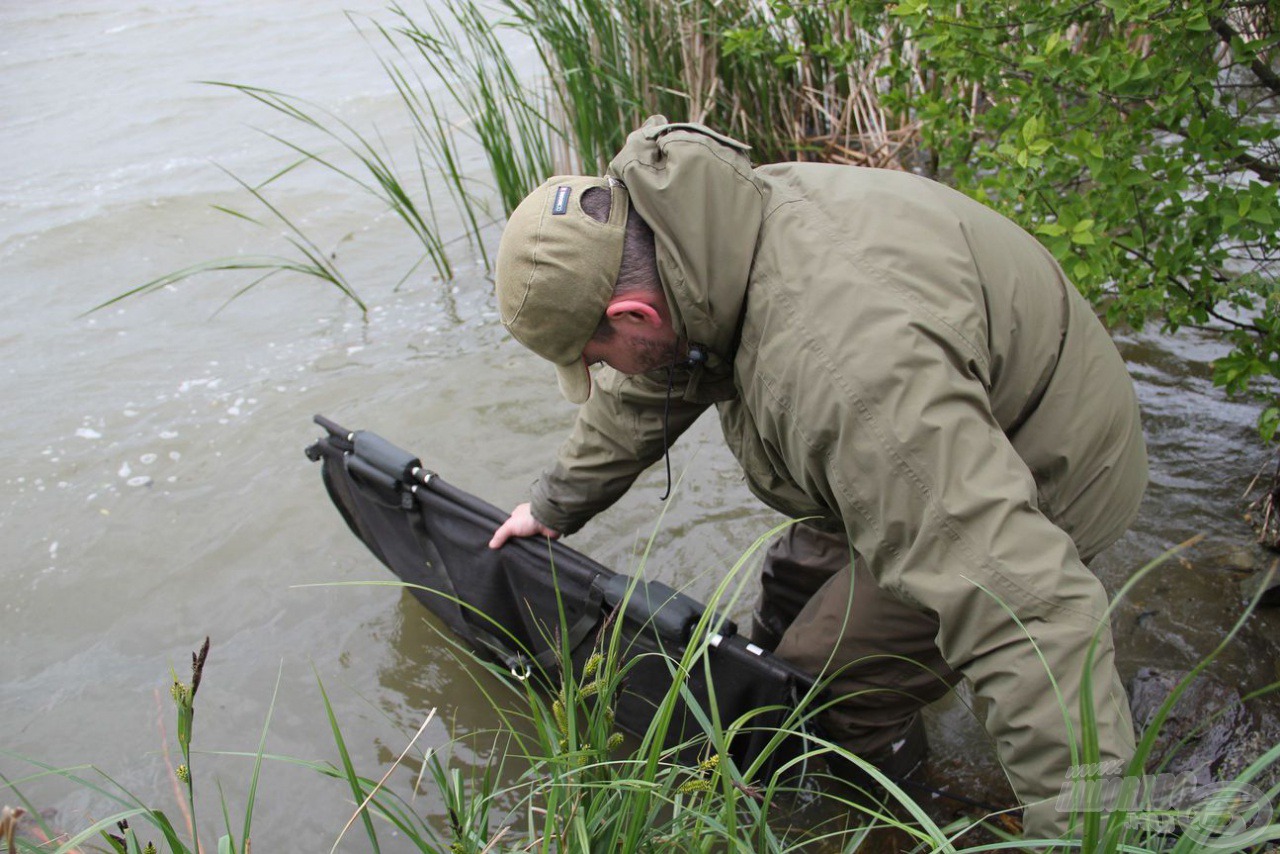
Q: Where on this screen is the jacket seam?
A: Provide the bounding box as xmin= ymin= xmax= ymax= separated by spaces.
xmin=754 ymin=180 xmax=1086 ymax=619
xmin=778 ymin=176 xmax=990 ymax=378
xmin=761 ymin=264 xmax=1096 ymax=625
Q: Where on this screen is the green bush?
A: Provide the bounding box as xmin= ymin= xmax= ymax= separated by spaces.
xmin=871 ymin=0 xmax=1280 ymax=439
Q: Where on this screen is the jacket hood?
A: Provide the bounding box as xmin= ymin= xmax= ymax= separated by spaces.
xmin=607 ymin=117 xmax=765 ymax=367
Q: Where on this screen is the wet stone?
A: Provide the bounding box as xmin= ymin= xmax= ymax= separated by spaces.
xmin=1241 ymin=570 xmax=1280 ymax=608
xmin=1129 ymin=668 xmax=1279 ymax=791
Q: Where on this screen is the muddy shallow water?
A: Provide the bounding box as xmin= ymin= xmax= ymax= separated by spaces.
xmin=2 ymin=3 xmax=1277 ymax=850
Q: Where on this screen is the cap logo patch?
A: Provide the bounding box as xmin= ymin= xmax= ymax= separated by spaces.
xmin=552 ymin=185 xmax=572 ymax=215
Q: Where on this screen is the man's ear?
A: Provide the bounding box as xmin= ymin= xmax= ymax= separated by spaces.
xmin=606 ymin=298 xmax=662 ymax=327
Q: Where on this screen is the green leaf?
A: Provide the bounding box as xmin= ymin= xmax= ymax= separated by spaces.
xmin=1021 ymin=116 xmax=1040 ymax=145
xmin=891 ymin=0 xmax=928 ymax=18
xmin=1260 ymin=407 xmax=1280 ymax=444
xmin=1113 ymin=233 xmax=1140 ymax=251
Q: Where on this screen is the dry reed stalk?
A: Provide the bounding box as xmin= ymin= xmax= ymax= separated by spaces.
xmin=805 ymin=17 xmax=919 ymax=169
xmin=0 ymin=806 xmax=22 ymax=854
xmin=822 ymin=122 xmax=923 ymax=170
xmin=1244 ymin=453 xmax=1280 ymax=550
xmin=679 ymin=19 xmax=718 ymax=123
xmin=511 ymin=0 xmax=934 ymax=170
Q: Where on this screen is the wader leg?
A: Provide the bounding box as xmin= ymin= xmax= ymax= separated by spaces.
xmin=761 ymin=525 xmax=961 ymax=774
xmin=751 ymin=523 xmax=850 ymax=650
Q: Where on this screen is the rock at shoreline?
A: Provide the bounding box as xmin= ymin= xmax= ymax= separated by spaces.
xmin=1129 ymin=667 xmax=1279 ymax=790
xmin=1241 ymin=569 xmax=1280 ymax=608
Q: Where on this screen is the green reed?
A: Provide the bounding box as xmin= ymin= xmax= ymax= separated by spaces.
xmin=4 ymin=536 xmax=1279 ymax=851
xmin=110 ymin=0 xmax=923 ymax=313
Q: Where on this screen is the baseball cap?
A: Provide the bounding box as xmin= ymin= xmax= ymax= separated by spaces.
xmin=495 ymin=175 xmax=629 ymax=404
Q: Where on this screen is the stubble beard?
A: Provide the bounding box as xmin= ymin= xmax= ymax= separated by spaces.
xmin=632 ymin=335 xmax=683 ymax=374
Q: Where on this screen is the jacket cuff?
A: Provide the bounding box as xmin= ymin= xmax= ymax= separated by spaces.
xmin=529 ymin=475 xmax=591 ymax=536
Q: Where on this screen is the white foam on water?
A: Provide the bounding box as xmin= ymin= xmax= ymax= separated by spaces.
xmin=177 ymin=378 xmax=209 ymax=393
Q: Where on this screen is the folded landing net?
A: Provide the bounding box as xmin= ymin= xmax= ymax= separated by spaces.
xmin=306 ymin=415 xmax=819 ymax=782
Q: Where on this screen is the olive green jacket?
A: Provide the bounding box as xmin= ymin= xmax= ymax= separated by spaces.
xmin=528 ymin=118 xmax=1148 ymax=835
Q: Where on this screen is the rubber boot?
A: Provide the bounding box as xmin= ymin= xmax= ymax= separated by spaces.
xmin=824 ymin=713 xmax=928 ymax=789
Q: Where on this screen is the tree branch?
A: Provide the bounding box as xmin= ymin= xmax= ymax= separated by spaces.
xmin=1233 ymin=150 xmax=1280 ymax=183
xmin=1209 ymin=14 xmax=1280 ymax=98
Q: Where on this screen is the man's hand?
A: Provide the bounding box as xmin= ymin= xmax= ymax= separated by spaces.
xmin=488 ymin=502 xmax=561 ymax=549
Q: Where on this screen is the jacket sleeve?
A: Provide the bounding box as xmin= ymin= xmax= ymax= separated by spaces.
xmin=529 ymin=366 xmax=711 ymax=535
xmin=773 ymin=320 xmax=1136 ymax=837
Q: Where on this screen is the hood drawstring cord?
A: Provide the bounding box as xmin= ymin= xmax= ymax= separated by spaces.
xmin=659 ymin=362 xmax=676 ymax=501
xmin=658 ymin=344 xmax=707 ymax=502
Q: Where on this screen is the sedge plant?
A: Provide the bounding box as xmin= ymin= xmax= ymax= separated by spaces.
xmin=279 ymin=524 xmax=1280 ymax=852
xmin=4 ymin=534 xmax=1279 ymax=851
xmin=0 ymin=638 xmax=281 ymax=854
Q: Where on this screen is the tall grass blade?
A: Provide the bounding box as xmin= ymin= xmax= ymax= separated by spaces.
xmin=215 ymin=778 xmax=236 ymax=854
xmin=330 ymin=709 xmax=436 ymax=853
xmin=46 ymin=808 xmax=147 ymax=854
xmin=311 ymin=667 xmax=381 ymax=853
xmin=238 ymin=663 xmax=283 ymax=848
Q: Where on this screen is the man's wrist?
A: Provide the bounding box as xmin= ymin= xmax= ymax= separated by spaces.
xmin=529 ymin=483 xmax=586 ymax=537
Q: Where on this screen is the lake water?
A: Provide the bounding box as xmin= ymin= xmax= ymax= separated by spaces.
xmin=2 ymin=3 xmax=1277 ymax=849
